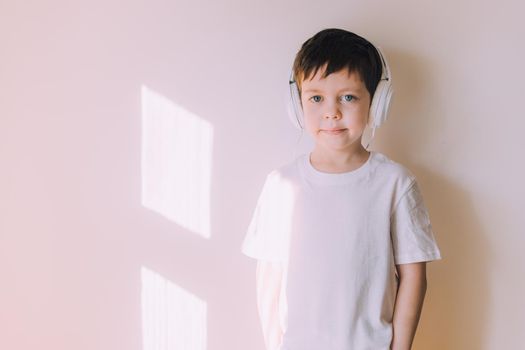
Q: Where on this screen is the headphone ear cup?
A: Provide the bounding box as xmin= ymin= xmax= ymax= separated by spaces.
xmin=287 ymin=100 xmax=302 ymax=130
xmin=369 ymin=79 xmax=393 ymax=128
xmin=288 ymin=81 xmax=304 ymax=130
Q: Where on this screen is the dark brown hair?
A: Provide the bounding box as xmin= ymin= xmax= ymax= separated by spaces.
xmin=292 ymin=28 xmax=383 ymax=104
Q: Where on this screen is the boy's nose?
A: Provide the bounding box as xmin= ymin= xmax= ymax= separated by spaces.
xmin=323 ymin=107 xmax=342 ymax=120
xmin=322 ymin=100 xmax=342 ymax=119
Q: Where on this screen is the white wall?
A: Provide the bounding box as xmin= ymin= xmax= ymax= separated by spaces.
xmin=0 ymin=0 xmax=523 ymax=349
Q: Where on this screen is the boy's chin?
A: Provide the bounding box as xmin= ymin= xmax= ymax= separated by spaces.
xmin=315 ymin=141 xmax=366 ymax=153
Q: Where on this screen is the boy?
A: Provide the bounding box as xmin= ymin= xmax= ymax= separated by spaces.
xmin=241 ymin=28 xmax=442 ymax=350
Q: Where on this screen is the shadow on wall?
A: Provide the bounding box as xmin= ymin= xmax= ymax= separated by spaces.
xmin=379 ymin=49 xmax=492 ymax=350
xmin=414 ymin=168 xmax=491 ymax=350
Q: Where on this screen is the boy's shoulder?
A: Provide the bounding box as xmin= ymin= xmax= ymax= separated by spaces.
xmin=371 ymin=151 xmax=417 ymax=181
xmin=370 ymin=152 xmax=418 ymax=195
xmin=264 ymin=153 xmax=304 ymax=180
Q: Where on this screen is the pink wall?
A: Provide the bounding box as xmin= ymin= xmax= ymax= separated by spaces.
xmin=1 ymin=1 xmax=523 ymax=349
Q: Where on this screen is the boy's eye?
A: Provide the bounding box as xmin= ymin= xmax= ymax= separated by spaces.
xmin=308 ymin=95 xmax=356 ymax=103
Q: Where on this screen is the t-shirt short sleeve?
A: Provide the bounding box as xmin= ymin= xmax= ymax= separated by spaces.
xmin=241 ymin=171 xmax=291 ymax=262
xmin=390 ymin=179 xmax=442 ymax=264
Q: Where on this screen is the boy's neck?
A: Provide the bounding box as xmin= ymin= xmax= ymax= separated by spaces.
xmin=310 ymin=144 xmax=370 ymax=174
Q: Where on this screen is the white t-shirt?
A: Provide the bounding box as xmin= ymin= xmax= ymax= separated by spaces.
xmin=241 ymin=151 xmax=442 ymax=350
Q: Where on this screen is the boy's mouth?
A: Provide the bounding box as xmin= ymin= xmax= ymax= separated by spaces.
xmin=322 ymin=128 xmax=347 ymax=135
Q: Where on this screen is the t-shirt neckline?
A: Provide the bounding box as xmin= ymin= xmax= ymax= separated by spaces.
xmin=302 ymin=151 xmax=374 ymax=186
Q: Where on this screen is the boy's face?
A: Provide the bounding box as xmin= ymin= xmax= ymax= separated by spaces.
xmin=299 ymin=65 xmax=371 ymax=154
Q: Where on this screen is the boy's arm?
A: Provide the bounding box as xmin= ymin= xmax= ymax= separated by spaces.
xmin=256 ymin=260 xmax=284 ymax=350
xmin=390 ymin=262 xmax=427 ymax=350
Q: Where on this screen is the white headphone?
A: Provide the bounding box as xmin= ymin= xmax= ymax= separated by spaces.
xmin=287 ymin=44 xmax=393 ymax=146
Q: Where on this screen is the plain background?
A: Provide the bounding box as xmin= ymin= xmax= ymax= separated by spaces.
xmin=1 ymin=0 xmax=524 ymax=349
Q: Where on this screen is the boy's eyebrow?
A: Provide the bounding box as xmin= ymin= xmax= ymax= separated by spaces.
xmin=302 ymin=87 xmax=364 ymax=94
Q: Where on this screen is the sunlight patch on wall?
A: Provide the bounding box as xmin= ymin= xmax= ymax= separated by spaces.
xmin=141 ymin=266 xmax=207 ymax=350
xmin=141 ymin=85 xmax=213 ymax=238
